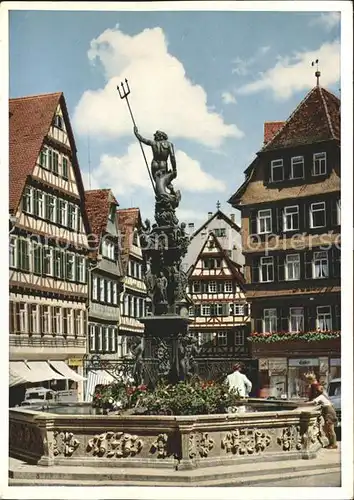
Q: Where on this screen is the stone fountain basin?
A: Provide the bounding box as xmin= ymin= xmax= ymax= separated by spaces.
xmin=9 ymin=400 xmax=322 ymax=471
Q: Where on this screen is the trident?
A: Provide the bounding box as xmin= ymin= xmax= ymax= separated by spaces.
xmin=117 ymin=79 xmax=156 ymax=194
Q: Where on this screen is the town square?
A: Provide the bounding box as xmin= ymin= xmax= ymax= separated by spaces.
xmin=2 ymin=2 xmax=353 ymax=499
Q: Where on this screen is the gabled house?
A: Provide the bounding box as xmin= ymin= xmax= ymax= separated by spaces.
xmin=84 ymin=189 xmax=123 ymax=360
xmin=187 ymin=230 xmax=250 ymax=359
xmin=228 ymin=80 xmax=340 ymax=399
xmin=116 ymin=208 xmax=148 ymax=355
xmin=182 ymin=208 xmax=244 ymax=273
xmin=9 ymin=92 xmax=90 ymax=402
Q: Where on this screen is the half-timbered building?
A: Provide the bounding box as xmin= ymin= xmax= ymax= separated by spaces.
xmin=228 ymin=78 xmax=340 ymax=398
xmin=9 ymin=92 xmax=89 ymax=401
xmin=187 ymin=231 xmax=250 ymax=359
xmin=116 ymin=208 xmax=148 ymax=355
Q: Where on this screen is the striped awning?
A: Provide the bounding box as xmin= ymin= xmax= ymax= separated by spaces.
xmin=25 ymin=361 xmax=66 ymax=381
xmin=9 ymin=361 xmax=35 ymax=387
xmin=49 ymin=361 xmax=86 ymax=382
xmin=84 ymin=370 xmax=115 ymax=402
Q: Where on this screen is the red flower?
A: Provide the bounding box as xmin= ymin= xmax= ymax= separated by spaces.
xmin=138 ymin=384 xmax=147 ymax=391
xmin=126 ymin=387 xmax=135 ymax=395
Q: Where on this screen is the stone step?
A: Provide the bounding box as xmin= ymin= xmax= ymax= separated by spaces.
xmin=9 ymin=468 xmax=340 ymax=487
xmin=9 ymin=450 xmax=340 ymax=486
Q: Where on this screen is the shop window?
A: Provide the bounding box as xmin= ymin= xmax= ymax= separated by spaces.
xmin=288 ymin=359 xmax=320 ymax=398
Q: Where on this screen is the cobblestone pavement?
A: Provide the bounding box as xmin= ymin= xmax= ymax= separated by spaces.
xmin=254 ymin=471 xmax=341 ymax=487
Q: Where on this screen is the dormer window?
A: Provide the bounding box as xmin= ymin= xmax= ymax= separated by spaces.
xmin=313 ymin=152 xmax=327 ymax=176
xmin=54 ymin=114 xmax=64 ymax=130
xmin=270 ymin=159 xmax=284 ymax=182
xmin=291 ymin=156 xmax=304 ymax=179
xmin=102 ymin=239 xmax=115 ymax=260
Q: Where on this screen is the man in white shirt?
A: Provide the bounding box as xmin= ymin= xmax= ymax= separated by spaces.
xmin=226 ymin=363 xmax=252 ymax=412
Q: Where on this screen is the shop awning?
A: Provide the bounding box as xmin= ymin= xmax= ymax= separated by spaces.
xmin=84 ymin=370 xmax=115 ymax=402
xmin=26 ymin=361 xmax=66 ymax=381
xmin=9 ymin=361 xmax=36 ymax=387
xmin=49 ymin=361 xmax=86 ymax=382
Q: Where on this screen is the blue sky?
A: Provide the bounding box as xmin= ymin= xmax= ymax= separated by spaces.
xmin=9 ymin=8 xmax=340 ymax=226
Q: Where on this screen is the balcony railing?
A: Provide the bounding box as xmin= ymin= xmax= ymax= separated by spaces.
xmin=9 ymin=334 xmax=86 ymax=348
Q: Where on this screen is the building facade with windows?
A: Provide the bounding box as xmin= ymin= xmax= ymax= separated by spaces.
xmin=9 ymin=92 xmax=90 ymax=401
xmin=116 ymin=208 xmax=148 ymax=356
xmin=228 ymin=82 xmax=340 ymax=399
xmin=187 ymin=230 xmax=250 ymax=359
xmin=84 ymin=189 xmax=123 ymax=361
xmin=182 ymin=208 xmax=244 ymax=273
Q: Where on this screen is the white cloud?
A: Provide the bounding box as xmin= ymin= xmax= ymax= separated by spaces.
xmin=310 ymin=12 xmax=340 ymax=31
xmin=237 ymin=40 xmax=340 ymax=100
xmin=88 ymin=142 xmax=226 ymax=196
xmin=221 ymin=91 xmax=237 ymax=104
xmin=232 ymin=45 xmax=271 ymax=76
xmin=73 ymin=26 xmax=243 ymax=148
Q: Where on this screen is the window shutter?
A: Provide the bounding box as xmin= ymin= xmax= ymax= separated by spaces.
xmin=330 ymin=198 xmax=338 ymax=227
xmin=48 ymin=149 xmax=53 ymax=170
xmin=195 ymin=305 xmax=201 ymax=316
xmin=255 ymin=318 xmax=263 ymax=333
xmin=217 ymin=282 xmax=223 ymax=292
xmin=202 ymin=282 xmax=208 ymax=293
xmin=56 ymin=199 xmax=61 ymax=224
xmin=33 ymin=189 xmax=39 ymax=216
xmin=275 ymin=206 xmax=283 ymax=233
xmin=279 ymin=307 xmax=288 ymax=332
xmin=330 ymin=246 xmax=341 ymax=278
xmin=304 ymin=251 xmax=313 ymax=279
xmin=306 ymin=306 xmax=316 ymax=331
xmin=250 ymin=210 xmax=258 ymax=235
xmin=251 ymin=257 xmax=259 ymax=283
xmin=302 ymin=200 xmax=308 ymax=231
xmin=75 ymin=255 xmax=80 ymax=282
xmin=276 ymin=254 xmax=285 ymax=281
xmin=229 ymin=303 xmax=234 ymax=316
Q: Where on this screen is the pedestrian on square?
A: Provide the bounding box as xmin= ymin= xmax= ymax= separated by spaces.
xmin=226 ymin=363 xmax=252 ymax=413
xmin=305 ymin=384 xmax=338 ymax=449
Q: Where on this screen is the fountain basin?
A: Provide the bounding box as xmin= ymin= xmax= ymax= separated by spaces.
xmin=9 ymin=400 xmax=323 ymax=471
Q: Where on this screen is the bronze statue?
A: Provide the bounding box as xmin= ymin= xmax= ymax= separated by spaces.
xmin=155 ymin=272 xmax=168 ymax=304
xmin=134 ymin=126 xmax=177 ymax=182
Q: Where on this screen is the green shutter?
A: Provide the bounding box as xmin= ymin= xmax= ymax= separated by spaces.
xmin=33 ymin=189 xmax=39 ymax=216
xmin=62 ymin=157 xmax=68 ymax=179
xmin=48 ymin=149 xmax=53 ymax=170
xmin=53 ymin=152 xmax=59 ymax=174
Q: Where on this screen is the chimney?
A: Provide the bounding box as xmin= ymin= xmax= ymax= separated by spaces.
xmin=264 ymin=121 xmax=285 ymax=145
xmin=230 ymin=214 xmax=235 ymax=223
xmin=188 ymin=222 xmax=194 ymax=232
xmin=208 ymin=212 xmax=213 ymax=219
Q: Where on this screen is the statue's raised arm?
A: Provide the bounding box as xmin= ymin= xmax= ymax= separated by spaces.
xmin=134 ymin=126 xmax=153 ymax=146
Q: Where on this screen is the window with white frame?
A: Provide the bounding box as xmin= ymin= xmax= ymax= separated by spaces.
xmin=18 ymin=238 xmax=30 ymax=271
xmin=290 ymin=156 xmax=304 ymax=179
xmin=202 ymin=304 xmax=210 ymax=316
xmin=234 ymin=304 xmax=244 ymax=315
xmin=62 ymin=308 xmax=68 ymax=336
xmin=45 ymin=194 xmax=56 ymax=223
xmin=97 ymin=326 xmax=103 ymax=351
xmin=62 ymin=156 xmax=69 ymax=179
xmin=313 ymin=152 xmax=327 ymax=176
xmin=74 ymin=309 xmax=84 ymax=336
xmin=43 ymin=247 xmax=53 ymax=276
xmin=109 ymin=327 xmax=116 ymax=352
xmin=76 ymin=256 xmax=85 ymax=283
xmin=58 ymin=199 xmax=67 ymax=226
xmin=107 ymin=281 xmax=112 ymax=303
xmin=102 ymin=240 xmax=115 ymax=260
xmin=208 ymin=281 xmax=217 ymax=293
xmin=257 ymin=209 xmax=272 ymax=234
xmin=23 ymin=186 xmax=33 ymax=213
xmin=317 ymin=306 xmax=332 ymax=331
xmin=39 ymin=147 xmax=48 ymax=169
xmin=92 ymin=276 xmax=98 ymax=300
xmin=104 ymin=327 xmax=110 ymax=352
xmin=52 ymin=306 xmax=61 ymax=335
xmin=214 ymin=228 xmax=226 ymax=237
xmin=289 ymin=307 xmax=304 ymax=332
xmin=18 ymin=303 xmax=27 ymax=333
xmin=66 ymin=253 xmax=75 ymax=281
xmin=192 ymin=281 xmax=201 ymax=293
xmin=100 ymin=278 xmax=105 ymax=302
xmin=310 ymin=202 xmax=326 ymax=228
xmin=53 ymin=249 xmax=63 ymax=278
xmin=234 ymin=330 xmax=244 ymax=346
xmin=29 ymin=304 xmax=38 ymax=334
xmin=313 ymin=251 xmax=329 ymax=279
xmin=263 ymin=308 xmax=277 ymax=333
xmin=9 ymin=236 xmax=17 ymax=268
xmin=67 ymin=204 xmax=76 ymax=230
xmin=112 ymin=282 xmax=118 ymax=305
xmin=260 ymin=256 xmax=274 ymax=282
xmin=41 ymin=305 xmax=51 ymax=334
xmin=89 ymin=324 xmax=96 ymax=352
xmin=337 ymin=199 xmax=341 ymax=225
xmin=217 ymin=331 xmax=227 ymax=346
xmin=67 ymin=309 xmax=73 ymax=335
xmin=283 ymin=206 xmax=299 ymax=231
xmin=224 ymin=281 xmax=233 ymax=292
xmin=285 ymin=254 xmax=300 ymax=281
xmin=271 ymin=159 xmax=284 ymax=182
xmin=36 ymin=190 xmax=45 ymax=218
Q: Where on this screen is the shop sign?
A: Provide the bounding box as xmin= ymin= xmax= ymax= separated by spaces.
xmin=330 ymin=358 xmax=341 ymax=367
xmin=268 ymin=358 xmax=287 ymax=375
xmin=68 ymin=358 xmax=83 ymax=367
xmin=259 ymin=358 xmax=269 ymax=370
xmin=288 ymin=358 xmax=319 ymax=367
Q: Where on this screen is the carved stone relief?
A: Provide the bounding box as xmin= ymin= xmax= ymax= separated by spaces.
xmin=150 ymin=433 xmax=169 ymax=458
xmin=9 ymin=421 xmax=44 ymax=456
xmin=189 ymin=432 xmax=214 ymax=459
xmin=277 ymin=426 xmax=302 ymax=451
xmin=86 ymin=432 xmax=143 ymax=458
xmin=53 ymin=431 xmax=80 ymax=457
xmin=221 ymin=428 xmax=271 ymax=455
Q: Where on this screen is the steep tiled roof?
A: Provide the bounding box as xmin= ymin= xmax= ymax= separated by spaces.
xmin=261 ymin=86 xmax=340 ymax=152
xmin=9 ymin=92 xmax=62 ymax=213
xmin=116 ymin=208 xmax=142 ymax=273
xmin=85 ymin=189 xmax=119 ymax=239
xmin=190 ymin=210 xmax=240 ymax=240
xmin=263 ymin=121 xmax=285 ymax=145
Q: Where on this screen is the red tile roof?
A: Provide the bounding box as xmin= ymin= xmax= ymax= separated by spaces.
xmin=116 ymin=208 xmax=142 ymax=272
xmin=263 ymin=121 xmax=286 ymax=145
xmin=9 ymin=92 xmax=62 ymax=213
xmin=85 ymin=189 xmax=119 ymax=240
xmin=261 ymin=86 xmax=340 ymax=152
